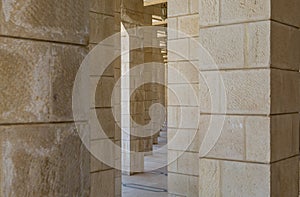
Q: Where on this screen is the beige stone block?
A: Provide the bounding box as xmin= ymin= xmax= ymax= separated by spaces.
xmin=92 ymin=76 xmax=115 ymax=108
xmin=115 ymin=175 xmax=122 ymax=197
xmin=49 ymin=44 xmax=87 ymax=122
xmin=87 ymin=42 xmax=116 ymax=76
xmin=91 ymin=154 xmax=112 ymax=173
xmin=91 ymin=138 xmax=115 ymax=169
xmin=168 ymin=150 xmax=178 ymax=172
xmin=90 ymin=108 xmax=115 ymax=140
xmin=200 ymin=69 xmax=271 ymax=114
xmin=244 ymin=116 xmax=271 ymax=162
xmin=0 ymin=38 xmax=87 ymax=124
xmin=168 ymin=0 xmax=189 ymax=17
xmin=221 ymin=160 xmax=270 ymax=196
xmin=199 ymin=0 xmax=219 ymax=26
xmin=90 ymin=169 xmax=115 ymax=197
xmin=189 ymin=0 xmax=199 ymax=14
xmin=0 ymin=123 xmax=90 ymax=196
xmin=199 ymin=157 xmax=299 ymax=197
xmin=90 ymin=0 xmax=115 ymax=16
xmin=199 ymin=115 xmax=269 ymax=162
xmin=168 ymin=61 xmax=199 ymax=84
xmin=168 ymin=173 xmax=188 ymax=195
xmin=199 ymin=114 xmax=298 ymax=162
xmin=199 ymin=159 xmax=220 ymax=196
xmin=168 ymin=17 xmax=178 ymax=40
xmin=90 ymin=13 xmax=115 ymax=44
xmin=188 ymin=175 xmax=199 ymax=197
xmin=168 ymin=83 xmax=199 ymax=106
xmin=167 ymin=106 xmax=199 ymax=129
xmin=204 ymin=115 xmax=245 ymax=160
xmin=271 ymin=22 xmax=300 ymax=71
xmin=247 ymin=21 xmax=271 ymax=68
xmin=168 ymin=172 xmax=198 ymax=197
xmin=0 ymin=0 xmax=88 ymax=44
xmin=177 ymin=152 xmax=199 ymax=176
xmin=178 ymin=15 xmax=199 ymax=37
xmin=220 ymin=0 xmax=270 ymax=24
xmin=189 ymin=37 xmax=200 ymax=61
xmin=0 ymin=38 xmax=50 ymax=123
xmin=271 ymin=69 xmax=300 ymax=113
xmin=200 ymin=22 xmax=271 ymax=70
xmin=199 ymin=24 xmax=245 ymax=69
xmin=199 ymin=159 xmax=270 ymax=197
xmin=168 ymin=128 xmax=199 ymax=152
xmin=168 ymin=38 xmax=189 ymax=61
xmin=272 ymin=0 xmax=300 ymax=27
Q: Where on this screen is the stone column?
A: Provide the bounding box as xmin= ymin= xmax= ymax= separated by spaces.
xmin=198 ymin=0 xmax=300 ymax=196
xmin=89 ymin=0 xmax=122 ymax=196
xmin=0 ymin=0 xmax=90 ymax=196
xmin=167 ymin=0 xmax=200 ymax=196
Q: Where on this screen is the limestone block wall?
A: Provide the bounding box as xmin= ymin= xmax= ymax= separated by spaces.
xmin=168 ymin=0 xmax=300 ymax=196
xmin=88 ymin=0 xmax=121 ymax=196
xmin=0 ymin=0 xmax=90 ymax=196
xmin=197 ymin=0 xmax=300 ymax=196
xmin=167 ymin=0 xmax=200 ymax=196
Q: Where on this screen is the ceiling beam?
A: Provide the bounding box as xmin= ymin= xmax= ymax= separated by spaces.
xmin=144 ymin=0 xmax=167 ymax=6
xmin=152 ymin=20 xmax=167 ymax=26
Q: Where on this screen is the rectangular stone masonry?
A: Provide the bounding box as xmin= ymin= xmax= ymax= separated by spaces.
xmin=89 ymin=108 xmax=115 ymax=140
xmin=200 ymin=20 xmax=300 ymax=71
xmin=0 ymin=37 xmax=87 ymax=124
xmin=220 ymin=0 xmax=270 ymax=24
xmin=199 ymin=157 xmax=299 ymax=197
xmin=49 ymin=43 xmax=88 ymax=122
xmin=168 ymin=61 xmax=199 ymax=84
xmin=199 ymin=69 xmax=271 ymax=114
xmin=168 ymin=128 xmax=200 ymax=152
xmin=199 ymin=0 xmax=220 ymax=26
xmin=90 ymin=13 xmax=115 ymax=44
xmin=200 ymin=0 xmax=300 ymax=28
xmin=271 ymin=69 xmax=300 ymax=114
xmin=198 ymin=114 xmax=298 ymax=163
xmin=168 ymin=83 xmax=199 ymax=106
xmin=91 ymin=76 xmax=115 ymax=108
xmin=168 ymin=172 xmax=198 ymax=197
xmin=0 ymin=0 xmax=88 ymax=44
xmin=168 ymin=38 xmax=189 ymax=61
xmin=271 ymin=22 xmax=300 ymax=71
xmin=199 ymin=21 xmax=271 ymax=70
xmin=168 ymin=0 xmax=189 ymax=17
xmin=91 ymin=138 xmax=116 ymax=170
xmin=0 ymin=123 xmax=90 ymax=196
xmin=90 ymin=169 xmax=115 ymax=197
xmin=167 ymin=106 xmax=199 ymax=129
xmin=90 ymin=0 xmax=115 ymax=16
xmin=189 ymin=0 xmax=199 ymax=14
xmin=178 ymin=14 xmax=199 ymax=37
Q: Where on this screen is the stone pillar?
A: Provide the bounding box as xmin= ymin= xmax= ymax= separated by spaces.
xmin=167 ymin=0 xmax=200 ymax=196
xmin=120 ymin=0 xmax=145 ymax=175
xmin=0 ymin=0 xmax=90 ymax=196
xmin=197 ymin=0 xmax=300 ymax=196
xmin=89 ymin=0 xmax=121 ymax=196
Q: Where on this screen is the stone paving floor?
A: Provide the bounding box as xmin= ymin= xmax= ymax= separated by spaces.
xmin=122 ymin=131 xmax=168 ymax=197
